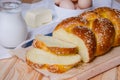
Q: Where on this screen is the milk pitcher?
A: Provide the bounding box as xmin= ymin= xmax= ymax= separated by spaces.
xmin=0 ymin=0 xmax=28 ymax=48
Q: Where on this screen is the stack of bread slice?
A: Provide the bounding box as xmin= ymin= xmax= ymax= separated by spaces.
xmin=26 ymin=35 xmax=81 ymax=73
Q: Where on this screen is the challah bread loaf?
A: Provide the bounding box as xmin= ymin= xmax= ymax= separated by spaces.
xmin=78 ymin=11 xmax=115 ymax=56
xmin=26 ymin=7 xmax=120 ymax=73
xmin=53 ymin=7 xmax=118 ymax=61
xmin=53 ymin=17 xmax=96 ymax=62
xmin=26 ymin=35 xmax=81 ymax=73
xmin=33 ymin=35 xmax=79 ymax=55
xmin=94 ymin=7 xmax=120 ymax=47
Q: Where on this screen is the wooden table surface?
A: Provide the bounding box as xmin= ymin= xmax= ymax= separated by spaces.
xmin=0 ymin=56 xmax=120 ymax=80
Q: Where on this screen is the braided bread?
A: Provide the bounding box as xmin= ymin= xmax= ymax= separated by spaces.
xmin=53 ymin=7 xmax=119 ymax=62
xmin=26 ymin=7 xmax=120 ymax=73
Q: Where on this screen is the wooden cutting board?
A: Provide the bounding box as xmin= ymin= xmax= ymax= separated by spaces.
xmin=7 ymin=46 xmax=120 ymax=80
xmin=0 ymin=56 xmax=120 ymax=80
xmin=0 ymin=56 xmax=44 ymax=80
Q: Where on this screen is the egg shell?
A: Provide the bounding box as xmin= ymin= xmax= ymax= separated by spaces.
xmin=59 ymin=0 xmax=75 ymax=10
xmin=78 ymin=0 xmax=92 ymax=9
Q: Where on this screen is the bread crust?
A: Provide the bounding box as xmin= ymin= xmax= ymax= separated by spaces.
xmin=54 ymin=17 xmax=88 ymax=31
xmin=78 ymin=11 xmax=100 ymax=29
xmin=26 ymin=58 xmax=78 ymax=73
xmin=92 ymin=18 xmax=115 ymax=56
xmin=33 ymin=39 xmax=79 ymax=56
xmin=71 ymin=26 xmax=96 ymax=61
xmin=94 ymin=7 xmax=120 ymax=47
xmin=79 ymin=11 xmax=99 ymax=21
xmin=113 ymin=9 xmax=120 ymax=17
xmin=78 ymin=11 xmax=115 ymax=56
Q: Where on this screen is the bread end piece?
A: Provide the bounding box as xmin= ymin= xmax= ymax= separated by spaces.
xmin=53 ymin=26 xmax=96 ymax=63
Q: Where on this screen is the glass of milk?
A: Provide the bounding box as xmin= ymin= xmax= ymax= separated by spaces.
xmin=0 ymin=0 xmax=28 ymax=49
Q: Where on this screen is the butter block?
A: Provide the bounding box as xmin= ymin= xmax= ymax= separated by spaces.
xmin=25 ymin=8 xmax=52 ymax=28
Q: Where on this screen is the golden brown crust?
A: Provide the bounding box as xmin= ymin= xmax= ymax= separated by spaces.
xmin=78 ymin=10 xmax=115 ymax=56
xmin=33 ymin=39 xmax=79 ymax=56
xmin=71 ymin=26 xmax=96 ymax=61
xmin=79 ymin=11 xmax=100 ymax=20
xmin=26 ymin=58 xmax=77 ymax=73
xmin=78 ymin=11 xmax=100 ymax=29
xmin=94 ymin=7 xmax=120 ymax=47
xmin=113 ymin=8 xmax=120 ymax=18
xmin=92 ymin=18 xmax=115 ymax=56
xmin=54 ymin=17 xmax=88 ymax=32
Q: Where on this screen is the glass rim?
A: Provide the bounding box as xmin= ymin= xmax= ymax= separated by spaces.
xmin=0 ymin=1 xmax=21 ymax=10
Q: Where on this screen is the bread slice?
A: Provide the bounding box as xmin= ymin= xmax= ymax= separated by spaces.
xmin=33 ymin=35 xmax=79 ymax=55
xmin=26 ymin=48 xmax=81 ymax=73
xmin=53 ymin=26 xmax=96 ymax=63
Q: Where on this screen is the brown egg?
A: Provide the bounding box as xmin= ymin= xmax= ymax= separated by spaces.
xmin=78 ymin=0 xmax=92 ymax=9
xmin=59 ymin=0 xmax=75 ymax=10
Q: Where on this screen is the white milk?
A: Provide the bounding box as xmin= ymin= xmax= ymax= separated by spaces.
xmin=0 ymin=1 xmax=28 ymax=48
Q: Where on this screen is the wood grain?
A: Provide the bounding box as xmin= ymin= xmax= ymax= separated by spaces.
xmin=90 ymin=68 xmax=117 ymax=80
xmin=0 ymin=57 xmax=120 ymax=80
xmin=1 ymin=46 xmax=120 ymax=80
xmin=11 ymin=46 xmax=120 ymax=80
xmin=0 ymin=56 xmax=17 ymax=80
xmin=118 ymin=66 xmax=120 ymax=80
xmin=4 ymin=57 xmax=43 ymax=80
